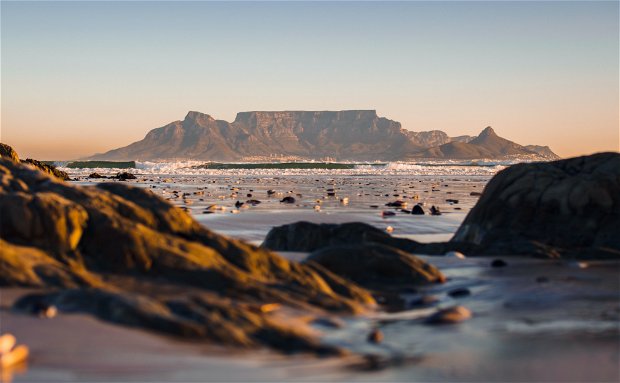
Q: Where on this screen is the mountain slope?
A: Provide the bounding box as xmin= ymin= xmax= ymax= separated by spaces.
xmin=409 ymin=127 xmax=557 ymax=160
xmin=89 ymin=112 xmax=559 ymax=161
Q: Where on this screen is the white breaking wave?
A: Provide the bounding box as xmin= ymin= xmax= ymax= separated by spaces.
xmin=59 ymin=160 xmax=509 ymax=177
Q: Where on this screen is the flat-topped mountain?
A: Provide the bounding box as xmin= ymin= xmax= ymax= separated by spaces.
xmin=88 ymin=111 xmax=559 ymax=161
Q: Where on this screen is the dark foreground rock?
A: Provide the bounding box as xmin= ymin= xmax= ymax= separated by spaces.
xmin=0 ymin=155 xmax=378 ymax=354
xmin=305 ymin=244 xmax=444 ymax=290
xmin=12 ymin=289 xmax=341 ymax=355
xmin=452 ymin=152 xmax=620 ymax=258
xmin=262 ymin=221 xmax=462 ymax=255
xmin=263 ymin=153 xmax=620 ymax=259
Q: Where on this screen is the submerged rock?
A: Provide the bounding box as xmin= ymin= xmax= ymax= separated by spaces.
xmin=115 ymin=172 xmax=137 ymax=181
xmin=452 ymin=152 xmax=620 ymax=258
xmin=424 ymin=306 xmax=472 ymax=325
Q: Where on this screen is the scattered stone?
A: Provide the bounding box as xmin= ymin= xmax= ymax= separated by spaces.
xmin=448 ymin=288 xmax=471 ymax=298
xmin=470 ymin=192 xmax=482 ymax=196
xmin=88 ymin=172 xmax=106 ymax=179
xmin=367 ymin=328 xmax=384 ymax=344
xmin=411 ymin=205 xmax=425 ymax=215
xmin=115 ymin=172 xmax=137 ymax=181
xmin=382 ymin=211 xmax=396 ymax=217
xmin=280 ymin=196 xmax=296 ymax=204
xmin=424 ymin=306 xmax=472 ymax=325
xmin=445 ymin=251 xmax=466 ymax=259
xmin=246 ymin=199 xmax=261 ymax=206
xmin=430 ymin=206 xmax=442 ymax=216
xmin=235 ymin=201 xmax=244 ymax=208
xmin=446 ymin=199 xmax=459 ymax=204
xmin=267 ymin=189 xmax=276 ymax=196
xmin=408 ymin=295 xmax=440 ymax=308
xmin=491 ymin=259 xmax=507 ymax=268
xmin=385 ymin=200 xmax=406 ymax=208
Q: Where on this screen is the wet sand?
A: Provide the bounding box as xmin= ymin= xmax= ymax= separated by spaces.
xmin=3 ymin=172 xmax=619 ymax=382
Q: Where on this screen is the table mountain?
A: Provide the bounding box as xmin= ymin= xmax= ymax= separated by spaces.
xmin=88 ymin=111 xmax=559 ymax=161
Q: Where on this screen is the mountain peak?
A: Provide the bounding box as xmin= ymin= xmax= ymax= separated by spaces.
xmin=478 ymin=126 xmax=497 ymax=137
xmin=185 ymin=111 xmax=214 ymax=121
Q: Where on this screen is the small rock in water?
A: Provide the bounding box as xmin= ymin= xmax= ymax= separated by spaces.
xmin=411 ymin=205 xmax=425 ymax=215
xmin=88 ymin=172 xmax=106 ymax=179
xmin=381 ymin=211 xmax=396 ymax=217
xmin=424 ymin=306 xmax=472 ymax=325
xmin=385 ymin=200 xmax=407 ymax=208
xmin=446 ymin=199 xmax=459 ymax=204
xmin=267 ymin=189 xmax=276 ymax=196
xmin=568 ymin=261 xmax=589 ymax=269
xmin=280 ymin=196 xmax=296 ymax=204
xmin=448 ymin=288 xmax=471 ymax=298
xmin=246 ymin=199 xmax=261 ymax=206
xmin=408 ymin=295 xmax=439 ymax=308
xmin=470 ymin=191 xmax=482 ymax=196
xmin=385 ymin=226 xmax=394 ymax=233
xmin=235 ymin=201 xmax=244 ymax=208
xmin=369 ymin=205 xmax=379 ymax=209
xmin=367 ymin=328 xmax=384 ymax=344
xmin=444 ymin=251 xmax=466 ymax=259
xmin=430 ymin=206 xmax=442 ymax=216
xmin=115 ymin=172 xmax=137 ymax=181
xmin=491 ymin=259 xmax=507 ymax=268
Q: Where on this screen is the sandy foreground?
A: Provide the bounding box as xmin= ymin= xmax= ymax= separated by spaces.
xmin=2 ymin=173 xmax=619 ymax=382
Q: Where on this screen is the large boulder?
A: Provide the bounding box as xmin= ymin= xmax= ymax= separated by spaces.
xmin=0 ymin=157 xmax=377 ymax=353
xmin=305 ymin=244 xmax=445 ymax=289
xmin=452 ymin=152 xmax=620 ymax=258
xmin=263 ymin=221 xmax=423 ymax=253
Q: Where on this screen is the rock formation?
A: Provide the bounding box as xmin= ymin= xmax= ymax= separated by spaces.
xmin=451 ymin=152 xmax=620 ymax=258
xmin=0 ymin=145 xmax=446 ymax=353
xmin=1 ymin=142 xmax=69 ymax=181
xmin=88 ymin=111 xmax=559 ymax=161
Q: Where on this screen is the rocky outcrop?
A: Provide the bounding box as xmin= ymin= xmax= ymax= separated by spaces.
xmin=21 ymin=158 xmax=70 ymax=181
xmin=87 ymin=112 xmax=558 ymax=161
xmin=305 ymin=244 xmax=444 ymax=290
xmin=451 ymin=152 xmax=620 ymax=258
xmin=1 ymin=143 xmax=69 ymax=180
xmin=0 ymin=143 xmax=20 ymax=162
xmin=0 ymin=156 xmax=380 ymax=353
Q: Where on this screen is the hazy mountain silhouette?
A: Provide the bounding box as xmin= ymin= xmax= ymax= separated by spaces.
xmin=88 ymin=111 xmax=559 ymax=161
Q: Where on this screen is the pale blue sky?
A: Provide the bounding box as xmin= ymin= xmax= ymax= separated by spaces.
xmin=2 ymin=1 xmax=618 ymax=159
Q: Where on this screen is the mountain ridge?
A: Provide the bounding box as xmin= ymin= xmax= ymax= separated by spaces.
xmin=88 ymin=110 xmax=560 ymax=161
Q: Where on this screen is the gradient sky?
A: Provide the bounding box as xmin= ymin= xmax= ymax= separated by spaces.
xmin=1 ymin=1 xmax=618 ymax=160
